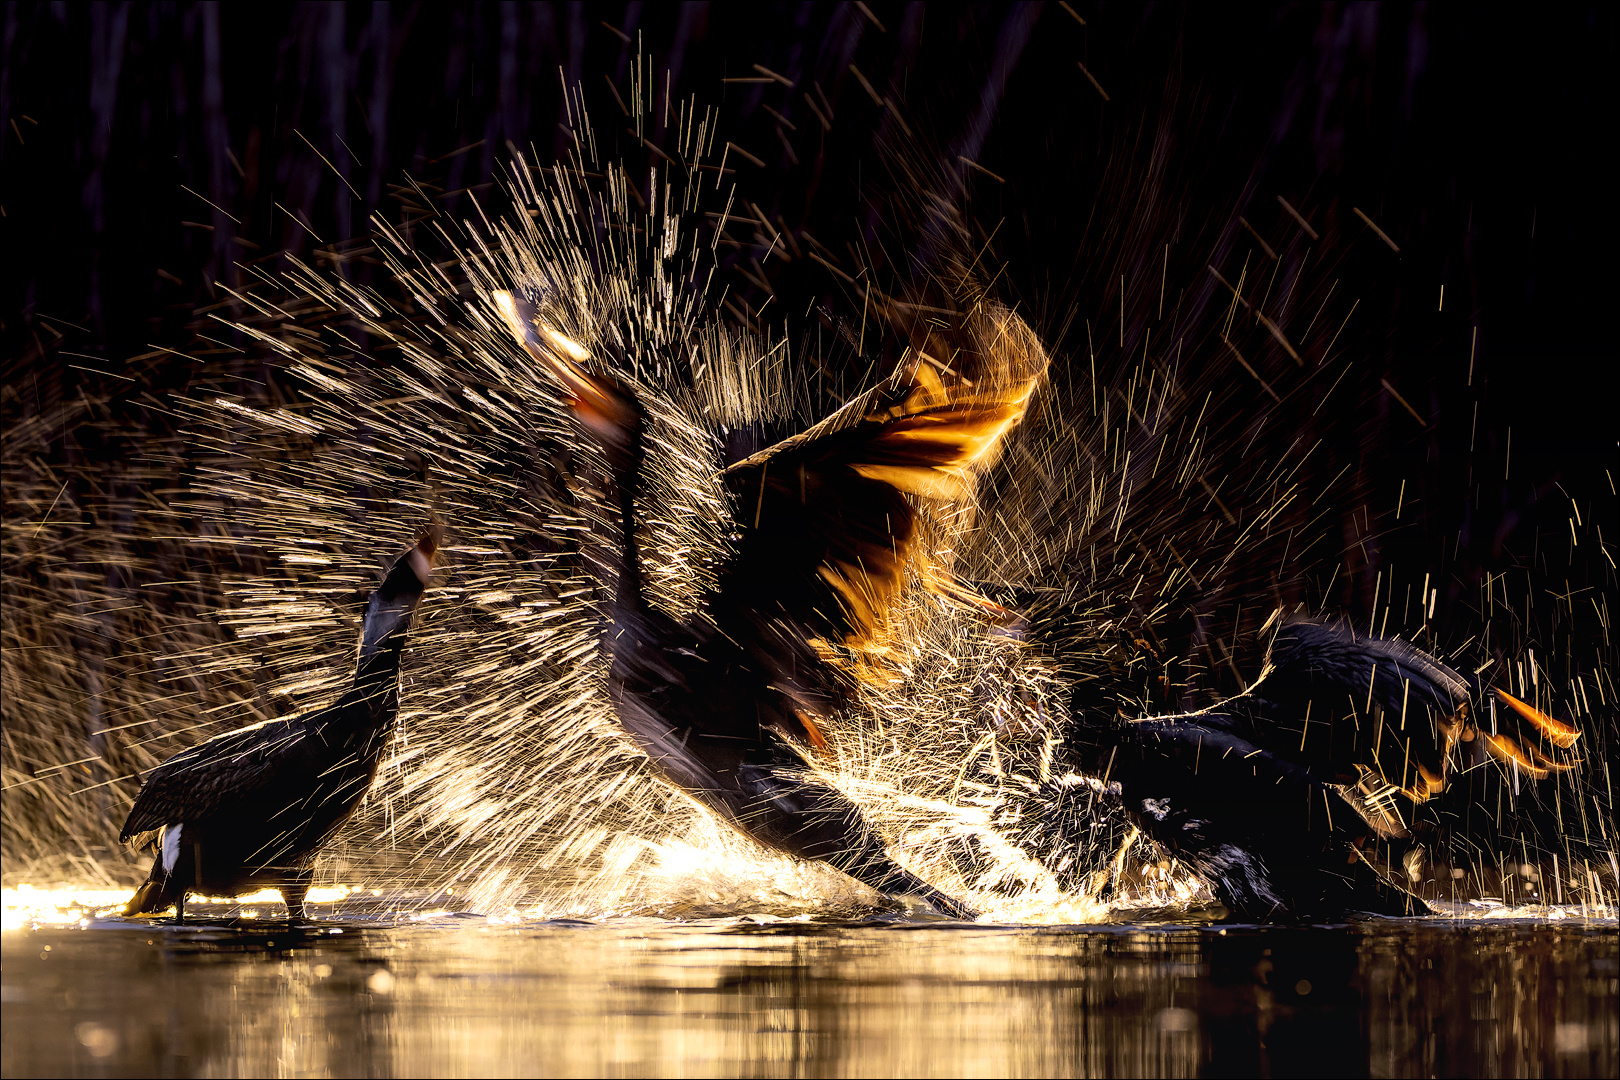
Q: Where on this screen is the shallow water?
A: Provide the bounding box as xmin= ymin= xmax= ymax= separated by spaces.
xmin=3 ymin=903 xmax=1615 ymax=1080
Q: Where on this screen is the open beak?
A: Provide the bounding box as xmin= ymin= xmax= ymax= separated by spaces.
xmin=405 ymin=525 xmax=443 ymax=587
xmin=491 ymin=290 xmax=639 ymax=443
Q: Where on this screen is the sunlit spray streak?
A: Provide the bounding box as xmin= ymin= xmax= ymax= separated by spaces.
xmin=2 ymin=79 xmax=1611 ymax=923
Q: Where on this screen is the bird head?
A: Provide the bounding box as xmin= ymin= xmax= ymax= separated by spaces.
xmin=377 ymin=526 xmax=441 ymax=603
xmin=491 ymin=289 xmax=645 ymax=472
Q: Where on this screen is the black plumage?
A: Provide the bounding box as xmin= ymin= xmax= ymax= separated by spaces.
xmin=1249 ymin=619 xmax=1580 ymax=795
xmin=120 ymin=533 xmax=438 ymax=922
xmin=1066 ymin=618 xmax=1581 ymax=919
xmin=1102 ymin=718 xmax=1422 ymax=918
xmin=495 ymin=288 xmax=1048 ymax=919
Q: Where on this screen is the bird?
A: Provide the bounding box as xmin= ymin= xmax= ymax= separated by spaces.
xmin=1061 ymin=617 xmax=1581 ymax=919
xmin=119 ymin=531 xmax=439 ymax=923
xmin=492 ymin=285 xmax=1047 ymax=920
xmin=1239 ymin=617 xmax=1580 ymax=804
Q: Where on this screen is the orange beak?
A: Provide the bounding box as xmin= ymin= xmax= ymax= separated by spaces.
xmin=491 ymin=290 xmax=638 ymax=442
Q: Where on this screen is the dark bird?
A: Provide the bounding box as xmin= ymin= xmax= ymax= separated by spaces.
xmin=494 ymin=288 xmax=1047 ymax=919
xmin=120 ymin=532 xmax=439 ymax=922
xmin=1066 ymin=618 xmax=1580 ymax=919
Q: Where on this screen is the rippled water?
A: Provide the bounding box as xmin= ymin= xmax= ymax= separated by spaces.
xmin=3 ymin=906 xmax=1615 ymax=1079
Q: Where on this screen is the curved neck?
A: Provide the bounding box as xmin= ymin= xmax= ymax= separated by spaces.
xmin=354 ymin=593 xmax=417 ymax=696
xmin=611 ymin=443 xmax=647 ymax=618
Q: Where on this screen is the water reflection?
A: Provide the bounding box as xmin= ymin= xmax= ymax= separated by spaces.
xmin=3 ymin=916 xmax=1615 ymax=1078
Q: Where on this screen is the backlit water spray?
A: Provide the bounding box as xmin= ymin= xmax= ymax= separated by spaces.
xmin=3 ymin=87 xmax=1614 ymax=929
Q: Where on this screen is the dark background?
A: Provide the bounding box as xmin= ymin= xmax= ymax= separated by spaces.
xmin=2 ymin=3 xmax=1615 ymax=871
xmin=5 ymin=1 xmax=1613 ymax=599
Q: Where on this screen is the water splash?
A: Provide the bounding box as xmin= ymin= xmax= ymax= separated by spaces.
xmin=3 ymin=85 xmax=1613 ymax=924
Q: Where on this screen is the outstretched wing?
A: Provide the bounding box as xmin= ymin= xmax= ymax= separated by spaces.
xmin=717 ymin=301 xmax=1047 ymax=652
xmin=491 ymin=283 xmax=1046 ymax=749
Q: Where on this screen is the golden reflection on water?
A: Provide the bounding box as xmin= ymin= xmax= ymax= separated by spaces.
xmin=3 ymin=913 xmax=1616 ymax=1078
xmin=0 ymin=886 xmax=360 ymax=930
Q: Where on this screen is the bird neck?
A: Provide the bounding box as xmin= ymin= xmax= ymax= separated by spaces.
xmin=353 ymin=591 xmax=419 ymax=695
xmin=611 ymin=442 xmax=647 ymax=618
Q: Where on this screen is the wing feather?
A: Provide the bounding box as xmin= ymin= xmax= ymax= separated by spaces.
xmin=1249 ymin=619 xmax=1580 ymax=805
xmin=718 ymin=302 xmax=1047 ymax=649
xmin=119 ymin=720 xmax=310 ymax=841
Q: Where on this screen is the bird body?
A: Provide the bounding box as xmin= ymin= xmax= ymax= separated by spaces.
xmin=494 ymin=287 xmax=1047 ymax=919
xmin=120 ymin=534 xmax=437 ymax=921
xmin=1098 ymin=716 xmax=1429 ymax=918
xmin=604 ymin=601 xmax=955 ymax=903
xmin=1065 ymin=618 xmax=1580 ymax=919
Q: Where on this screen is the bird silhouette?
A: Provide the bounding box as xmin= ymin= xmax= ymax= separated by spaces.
xmin=1065 ymin=617 xmax=1581 ymax=919
xmin=493 ymin=286 xmax=1047 ymax=919
xmin=120 ymin=532 xmax=439 ymax=922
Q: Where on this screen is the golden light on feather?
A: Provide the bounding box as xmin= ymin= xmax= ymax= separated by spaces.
xmin=1521 ymin=739 xmax=1578 ymax=773
xmin=1416 ymin=763 xmax=1446 ymax=797
xmin=1481 ymin=732 xmax=1552 ymax=780
xmin=788 ymin=707 xmax=829 ymax=752
xmin=851 ymin=464 xmax=976 ymax=502
xmin=909 ymin=352 xmax=950 ymax=404
xmin=772 ymin=303 xmax=1049 ymax=661
xmin=1496 ymin=689 xmax=1581 ymax=748
xmin=818 ymin=561 xmax=885 ymax=638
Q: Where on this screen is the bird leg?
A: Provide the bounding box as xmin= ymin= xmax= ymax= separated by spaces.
xmin=281 ymin=874 xmax=313 ymax=923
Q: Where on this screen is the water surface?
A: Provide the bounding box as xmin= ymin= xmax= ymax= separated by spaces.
xmin=3 ymin=910 xmax=1615 ymax=1078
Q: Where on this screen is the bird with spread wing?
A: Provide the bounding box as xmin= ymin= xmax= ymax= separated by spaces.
xmin=493 ymin=284 xmax=1047 ymax=918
